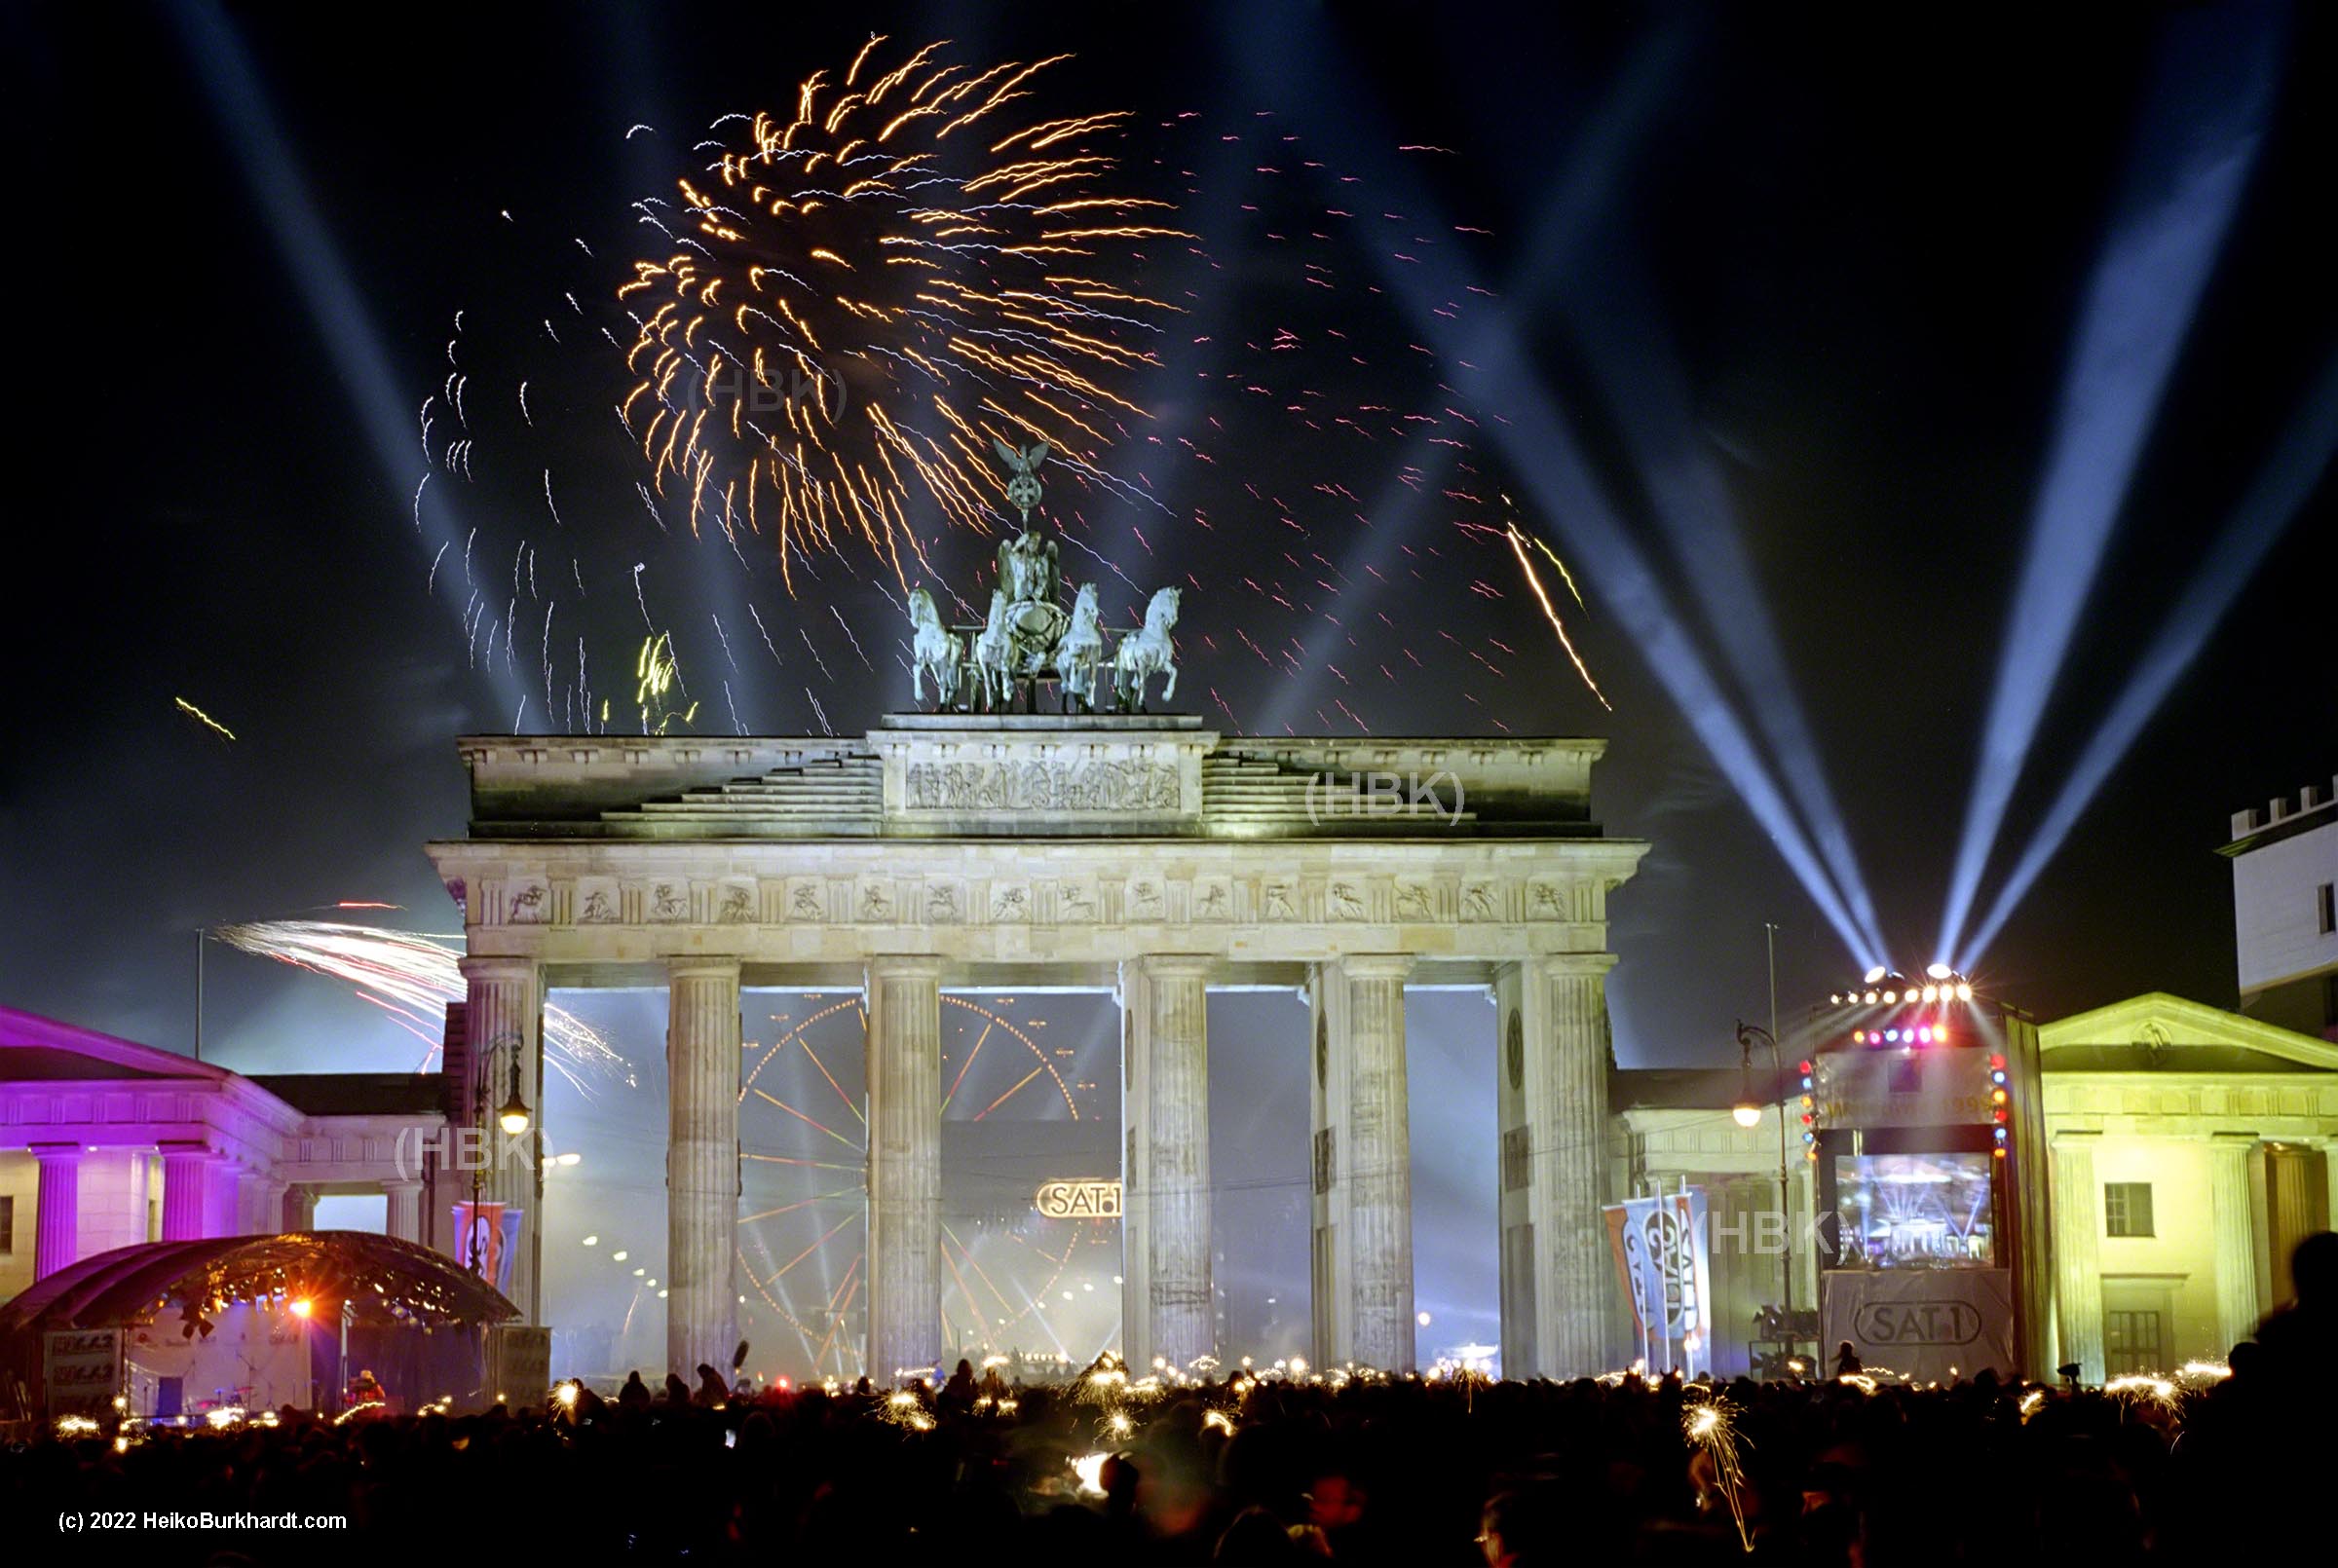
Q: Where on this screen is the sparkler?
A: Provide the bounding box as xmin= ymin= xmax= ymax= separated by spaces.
xmin=1683 ymin=1396 xmax=1754 ymax=1553
xmin=2104 ymin=1373 xmax=2178 ymax=1410
xmin=209 ymin=920 xmax=631 ymax=1091
xmin=620 ymin=38 xmax=1184 ymax=588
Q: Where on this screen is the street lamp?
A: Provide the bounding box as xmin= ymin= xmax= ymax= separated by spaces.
xmin=469 ymin=1030 xmax=531 ymax=1278
xmin=496 ymin=1052 xmax=532 ymax=1137
xmin=1734 ymin=1020 xmax=1795 ymax=1328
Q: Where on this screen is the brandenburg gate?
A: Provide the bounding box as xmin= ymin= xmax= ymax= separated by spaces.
xmin=427 ymin=716 xmax=1644 ymax=1381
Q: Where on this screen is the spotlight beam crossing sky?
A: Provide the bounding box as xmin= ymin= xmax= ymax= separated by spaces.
xmin=1938 ymin=8 xmax=2281 ymax=962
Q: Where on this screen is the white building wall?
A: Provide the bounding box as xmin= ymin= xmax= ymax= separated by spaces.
xmin=2231 ymin=805 xmax=2337 ymax=1000
xmin=2091 ymin=1139 xmax=2225 ymax=1363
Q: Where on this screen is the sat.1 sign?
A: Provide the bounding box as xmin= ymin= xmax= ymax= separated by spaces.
xmin=1035 ymin=1179 xmax=1122 ymax=1219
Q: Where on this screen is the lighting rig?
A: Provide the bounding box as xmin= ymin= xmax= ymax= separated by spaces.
xmin=1803 ymin=963 xmax=2053 ymax=1380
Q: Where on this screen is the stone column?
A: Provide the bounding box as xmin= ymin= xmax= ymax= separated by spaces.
xmin=1120 ymin=955 xmax=1214 ymax=1373
xmin=668 ymin=957 xmax=742 ymax=1381
xmin=2049 ymin=1132 xmax=2104 ymax=1384
xmin=865 ymin=955 xmax=942 ymax=1384
xmin=1494 ymin=954 xmax=1615 ymax=1379
xmin=245 ymin=1175 xmax=287 ymax=1236
xmin=2207 ymin=1135 xmax=2261 ymax=1354
xmin=1703 ymin=1178 xmax=1746 ymax=1378
xmin=1794 ymin=1156 xmax=1821 ymax=1337
xmin=384 ymin=1181 xmax=424 ymax=1244
xmin=2265 ymin=1143 xmax=2319 ymax=1303
xmin=159 ymin=1142 xmax=215 ymax=1242
xmin=459 ymin=955 xmax=545 ymax=1321
xmin=233 ymin=1171 xmax=261 ymax=1234
xmin=2319 ymin=1139 xmax=2338 ymax=1253
xmin=284 ymin=1185 xmax=319 ymax=1232
xmin=202 ymin=1159 xmax=241 ymax=1239
xmin=1308 ymin=956 xmax=1415 ymax=1370
xmin=31 ymin=1143 xmax=82 ymax=1281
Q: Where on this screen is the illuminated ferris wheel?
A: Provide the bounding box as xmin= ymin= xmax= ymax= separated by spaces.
xmin=734 ymin=993 xmax=1118 ymax=1381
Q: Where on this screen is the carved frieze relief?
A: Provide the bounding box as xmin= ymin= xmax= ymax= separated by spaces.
xmin=904 ymin=759 xmax=1180 ymax=813
xmin=786 ymin=878 xmax=827 ymax=923
xmin=990 ymin=879 xmax=1032 ymax=923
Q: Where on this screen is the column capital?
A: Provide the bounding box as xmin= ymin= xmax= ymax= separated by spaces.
xmin=380 ymin=1178 xmax=425 ymax=1196
xmin=2050 ymin=1129 xmax=2103 ymax=1147
xmin=865 ymin=952 xmax=946 ymax=979
xmin=458 ymin=954 xmax=541 ymax=984
xmin=28 ymin=1141 xmax=85 ymax=1163
xmin=666 ymin=954 xmax=743 ymax=982
xmin=2209 ymin=1131 xmax=2264 ymax=1147
xmin=157 ymin=1139 xmax=218 ymax=1160
xmin=1331 ymin=953 xmax=1415 ymax=982
xmin=1127 ymin=953 xmax=1215 ymax=980
xmin=1505 ymin=952 xmax=1618 ymax=979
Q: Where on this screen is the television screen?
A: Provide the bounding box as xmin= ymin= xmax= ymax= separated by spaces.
xmin=1832 ymin=1152 xmax=1996 ymax=1268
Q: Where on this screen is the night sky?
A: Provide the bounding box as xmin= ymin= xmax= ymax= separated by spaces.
xmin=9 ymin=3 xmax=2334 ymax=1070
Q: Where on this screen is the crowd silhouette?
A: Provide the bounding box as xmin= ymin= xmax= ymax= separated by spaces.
xmin=5 ymin=1231 xmax=2326 ymax=1563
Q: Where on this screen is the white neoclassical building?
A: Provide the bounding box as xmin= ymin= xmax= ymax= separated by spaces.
xmin=424 ymin=715 xmax=1646 ymax=1383
xmin=2037 ymin=992 xmax=2336 ymax=1379
xmin=0 ymin=1006 xmax=455 ymax=1303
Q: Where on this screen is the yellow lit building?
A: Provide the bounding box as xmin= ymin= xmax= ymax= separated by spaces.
xmin=2038 ymin=991 xmax=2334 ymax=1381
xmin=1609 ymin=992 xmax=2338 ymax=1381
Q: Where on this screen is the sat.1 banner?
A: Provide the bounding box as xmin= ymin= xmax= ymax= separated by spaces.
xmin=451 ymin=1203 xmax=524 ymax=1293
xmin=1603 ymin=1192 xmax=1715 ymax=1377
xmin=1822 ymin=1267 xmax=2017 ymax=1381
xmin=1035 ymin=1179 xmax=1122 ymax=1218
xmin=44 ymin=1328 xmax=124 ymax=1418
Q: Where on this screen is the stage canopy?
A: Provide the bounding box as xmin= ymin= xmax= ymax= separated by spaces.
xmin=0 ymin=1231 xmax=518 ymax=1334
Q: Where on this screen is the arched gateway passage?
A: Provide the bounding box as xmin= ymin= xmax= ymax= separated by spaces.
xmin=428 ymin=713 xmax=1643 ymax=1382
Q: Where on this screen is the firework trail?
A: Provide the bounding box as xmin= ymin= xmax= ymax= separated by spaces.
xmin=1503 ymin=521 xmax=1607 ymax=709
xmin=210 ymin=920 xmax=632 ymax=1092
xmin=619 ymin=37 xmax=1185 ymax=589
xmin=634 ymin=630 xmax=699 ymax=732
xmin=173 ymin=697 xmax=238 ymax=742
xmin=415 ymin=43 xmax=1610 ymax=738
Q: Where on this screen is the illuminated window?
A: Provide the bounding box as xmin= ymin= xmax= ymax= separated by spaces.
xmin=0 ymin=1194 xmax=13 ymax=1254
xmin=2103 ymin=1182 xmax=2154 ymax=1238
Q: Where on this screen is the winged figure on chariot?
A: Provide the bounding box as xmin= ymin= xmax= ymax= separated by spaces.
xmin=906 ymin=438 xmax=1182 ymax=715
